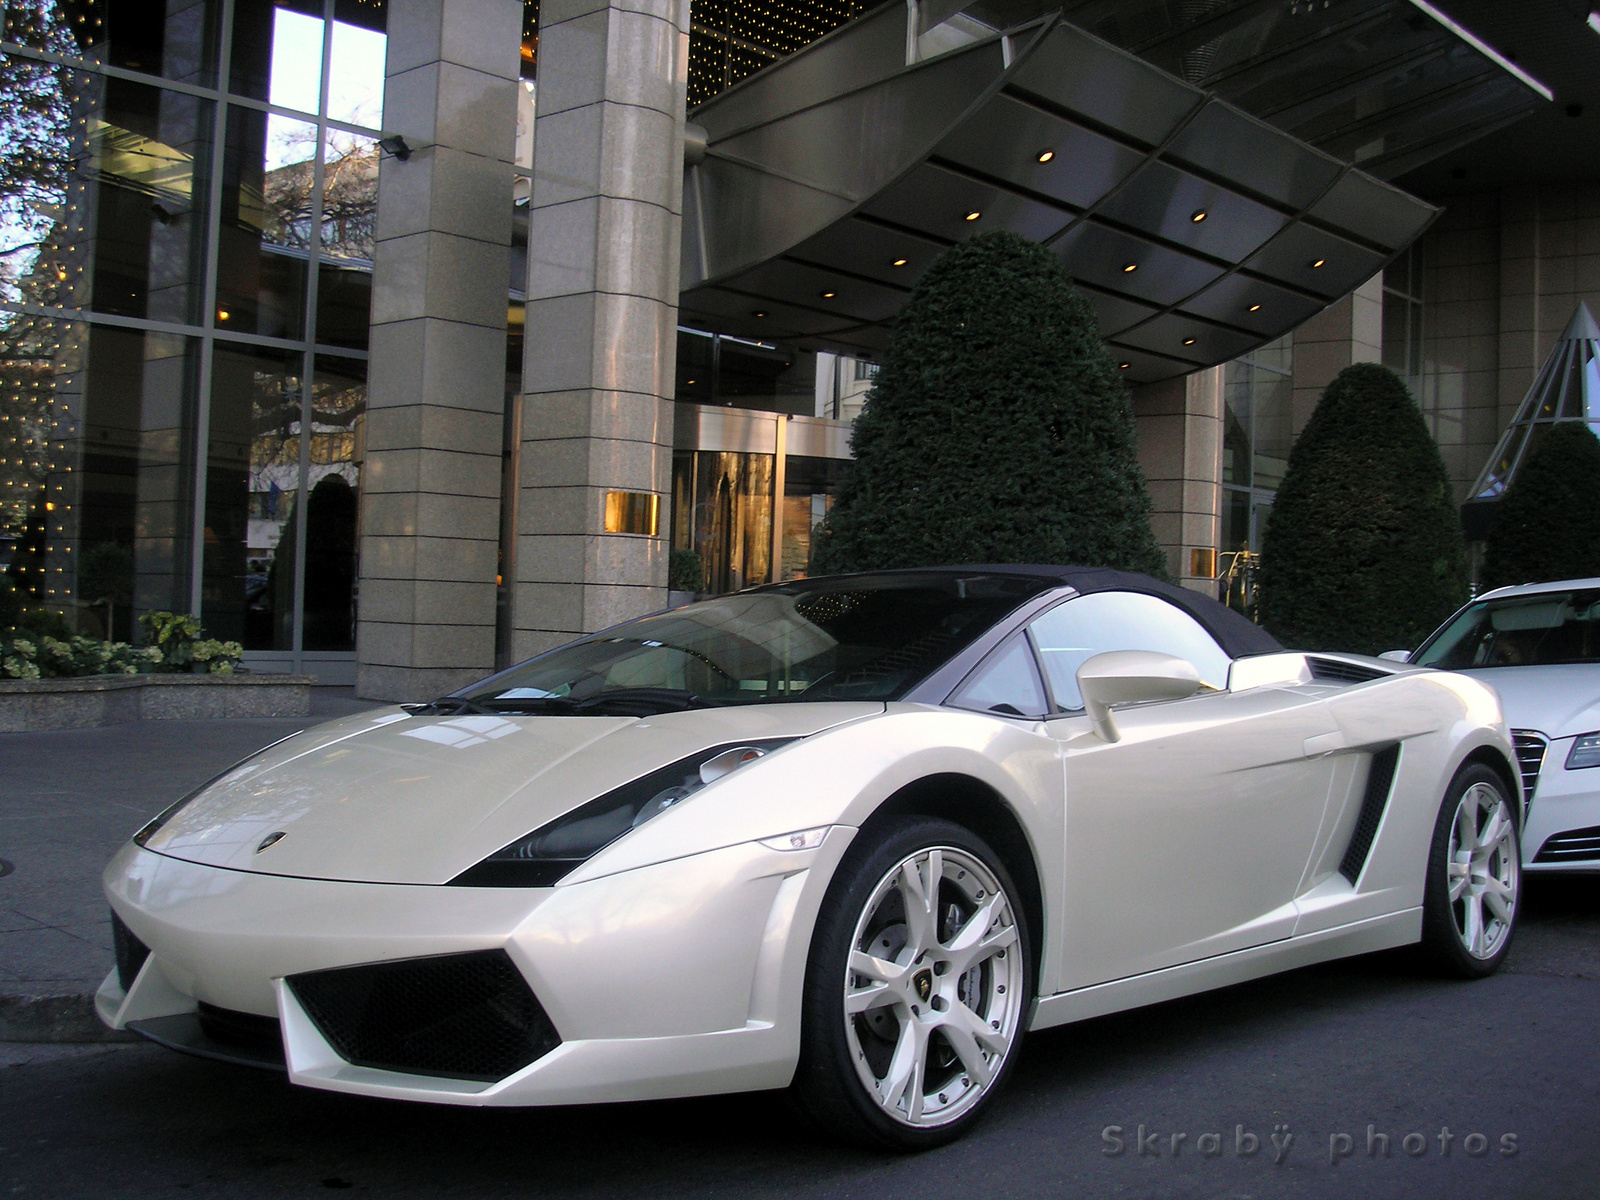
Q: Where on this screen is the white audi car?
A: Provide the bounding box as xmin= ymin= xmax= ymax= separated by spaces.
xmin=1401 ymin=577 xmax=1600 ymax=873
xmin=101 ymin=566 xmax=1522 ymax=1149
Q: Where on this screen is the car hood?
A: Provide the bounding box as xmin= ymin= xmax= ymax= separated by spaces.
xmin=1456 ymin=665 xmax=1600 ymax=740
xmin=141 ymin=702 xmax=881 ymax=885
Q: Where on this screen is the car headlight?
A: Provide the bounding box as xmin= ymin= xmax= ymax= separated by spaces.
xmin=1567 ymin=733 xmax=1600 ymax=771
xmin=132 ymin=732 xmax=303 ymax=847
xmin=448 ymin=739 xmax=797 ymax=887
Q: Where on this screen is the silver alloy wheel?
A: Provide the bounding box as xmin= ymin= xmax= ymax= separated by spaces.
xmin=843 ymin=845 xmax=1024 ymax=1128
xmin=1447 ymin=782 xmax=1519 ymax=960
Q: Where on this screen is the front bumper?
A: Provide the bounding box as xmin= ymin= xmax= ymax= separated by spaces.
xmin=99 ymin=827 xmax=853 ymax=1105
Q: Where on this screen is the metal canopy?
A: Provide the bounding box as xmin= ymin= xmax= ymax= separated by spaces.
xmin=679 ymin=5 xmax=1441 ymax=384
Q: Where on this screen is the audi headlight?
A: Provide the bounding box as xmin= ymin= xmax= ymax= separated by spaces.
xmin=1567 ymin=733 xmax=1600 ymax=771
xmin=448 ymin=739 xmax=796 ymax=887
xmin=132 ymin=731 xmax=303 ymax=847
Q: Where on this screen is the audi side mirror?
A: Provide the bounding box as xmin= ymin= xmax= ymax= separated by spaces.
xmin=1077 ymin=651 xmax=1203 ymax=743
xmin=1378 ymin=649 xmax=1411 ymax=663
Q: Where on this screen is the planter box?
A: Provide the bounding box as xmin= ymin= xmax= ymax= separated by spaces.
xmin=0 ymin=673 xmax=316 ymax=733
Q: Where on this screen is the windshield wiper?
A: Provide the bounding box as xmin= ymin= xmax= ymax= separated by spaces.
xmin=567 ymin=687 xmax=716 ymax=716
xmin=403 ymin=695 xmax=501 ymax=716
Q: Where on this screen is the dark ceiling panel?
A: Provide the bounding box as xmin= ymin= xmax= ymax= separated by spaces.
xmin=860 ymin=163 xmax=1074 ymax=244
xmin=1164 ymin=102 xmax=1343 ymax=209
xmin=1111 ymin=312 xmax=1262 ymax=364
xmin=1178 ymin=273 xmax=1325 ymax=335
xmin=728 ymin=258 xmax=908 ymax=323
xmin=1105 ymin=344 xmax=1197 ymax=386
xmin=1050 ymin=222 xmax=1227 ymax=306
xmin=932 ymin=95 xmax=1146 ymax=210
xmin=1307 ymin=170 xmax=1436 ymax=249
xmin=1243 ymin=223 xmax=1385 ymax=298
xmin=1092 ymin=160 xmax=1289 ymax=261
xmin=1076 ymin=287 xmax=1162 ymax=338
xmin=787 ymin=217 xmax=944 ymax=288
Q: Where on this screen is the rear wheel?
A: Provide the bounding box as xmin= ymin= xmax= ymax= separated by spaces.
xmin=1421 ymin=763 xmax=1520 ymax=977
xmin=791 ymin=817 xmax=1031 ymax=1150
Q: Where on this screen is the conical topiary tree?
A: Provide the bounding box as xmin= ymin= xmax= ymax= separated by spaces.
xmin=809 ymin=231 xmax=1167 ymax=577
xmin=1480 ymin=421 xmax=1600 ymax=591
xmin=1257 ymin=362 xmax=1466 ymax=654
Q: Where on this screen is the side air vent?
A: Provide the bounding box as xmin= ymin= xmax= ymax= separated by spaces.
xmin=1308 ymin=657 xmax=1390 ymax=684
xmin=1339 ymin=744 xmax=1401 ymax=883
xmin=288 ymin=949 xmax=560 ymax=1082
xmin=111 ymin=910 xmax=150 ymax=992
xmin=1533 ymin=825 xmax=1600 ymax=864
xmin=1511 ymin=731 xmax=1547 ymax=804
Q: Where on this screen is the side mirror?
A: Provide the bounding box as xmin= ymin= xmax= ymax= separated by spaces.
xmin=1077 ymin=651 xmax=1203 ymax=743
xmin=1377 ymin=649 xmax=1411 ymax=663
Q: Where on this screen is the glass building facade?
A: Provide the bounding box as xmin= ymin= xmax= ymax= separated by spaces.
xmin=0 ymin=0 xmax=386 ymax=676
xmin=1220 ymin=335 xmax=1293 ymax=561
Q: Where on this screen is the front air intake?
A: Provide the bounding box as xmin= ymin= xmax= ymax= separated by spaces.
xmin=287 ymin=949 xmax=560 ymax=1082
xmin=1533 ymin=825 xmax=1600 ymax=864
xmin=111 ymin=910 xmax=149 ymax=992
xmin=1307 ymin=657 xmax=1390 ymax=684
xmin=1511 ymin=731 xmax=1547 ymax=804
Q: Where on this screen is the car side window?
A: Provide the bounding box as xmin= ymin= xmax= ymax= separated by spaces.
xmin=1029 ymin=591 xmax=1232 ymax=711
xmin=948 ymin=633 xmax=1049 ymax=718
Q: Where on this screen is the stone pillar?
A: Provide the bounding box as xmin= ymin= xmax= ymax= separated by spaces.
xmin=1289 ymin=272 xmax=1383 ymax=429
xmin=1132 ymin=366 xmax=1223 ymax=594
xmin=511 ymin=0 xmax=690 ymax=660
xmin=356 ymin=0 xmax=523 ymax=701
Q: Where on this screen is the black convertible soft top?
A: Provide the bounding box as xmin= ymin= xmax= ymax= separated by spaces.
xmin=801 ymin=564 xmax=1283 ymax=661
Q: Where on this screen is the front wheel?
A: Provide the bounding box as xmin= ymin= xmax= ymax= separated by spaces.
xmin=790 ymin=817 xmax=1032 ymax=1150
xmin=1420 ymin=763 xmax=1520 ymax=978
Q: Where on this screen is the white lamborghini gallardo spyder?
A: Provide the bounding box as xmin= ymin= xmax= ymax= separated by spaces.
xmin=100 ymin=566 xmax=1523 ymax=1149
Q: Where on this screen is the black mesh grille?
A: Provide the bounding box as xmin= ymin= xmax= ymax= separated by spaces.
xmin=111 ymin=910 xmax=150 ymax=993
xmin=1533 ymin=824 xmax=1600 ymax=864
xmin=197 ymin=1002 xmax=285 ymax=1059
xmin=287 ymin=949 xmax=560 ymax=1082
xmin=1511 ymin=731 xmax=1547 ymax=804
xmin=1340 ymin=744 xmax=1401 ymax=883
xmin=1308 ymin=657 xmax=1390 ymax=684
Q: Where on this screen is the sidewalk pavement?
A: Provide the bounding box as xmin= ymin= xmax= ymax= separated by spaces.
xmin=0 ymin=688 xmax=386 ymax=1042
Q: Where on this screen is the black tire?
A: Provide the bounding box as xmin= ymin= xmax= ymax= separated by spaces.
xmin=1419 ymin=762 xmax=1521 ymax=978
xmin=790 ymin=816 xmax=1033 ymax=1151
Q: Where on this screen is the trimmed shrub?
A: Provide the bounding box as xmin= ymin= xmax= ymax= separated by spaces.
xmin=809 ymin=231 xmax=1167 ymax=577
xmin=1257 ymin=362 xmax=1466 ymax=654
xmin=1481 ymin=421 xmax=1600 ymax=590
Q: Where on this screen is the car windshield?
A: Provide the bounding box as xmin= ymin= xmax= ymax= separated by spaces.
xmin=1412 ymin=588 xmax=1600 ymax=669
xmin=457 ymin=572 xmax=1051 ymax=714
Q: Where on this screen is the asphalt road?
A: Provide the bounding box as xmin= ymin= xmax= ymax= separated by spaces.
xmin=3 ymin=878 xmax=1597 ymax=1200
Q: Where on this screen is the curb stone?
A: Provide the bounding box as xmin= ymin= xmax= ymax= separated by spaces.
xmin=0 ymin=992 xmax=135 ymax=1044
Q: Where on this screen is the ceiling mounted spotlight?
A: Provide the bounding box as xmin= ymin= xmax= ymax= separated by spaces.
xmin=1183 ymin=338 xmax=1196 ymax=345
xmin=820 ymin=291 xmax=835 ymax=298
xmin=1190 ymin=210 xmax=1207 ymax=223
xmin=753 ymin=311 xmax=767 ymax=318
xmin=1248 ymin=303 xmax=1262 ymax=312
xmin=1122 ymin=263 xmax=1138 ymax=273
xmin=1119 ymin=362 xmax=1131 ymax=369
xmin=1311 ymin=258 xmax=1326 ymax=268
xmin=1037 ymin=149 xmax=1055 ymax=163
xmin=964 ymin=210 xmax=981 ymax=222
xmin=892 ymin=258 xmax=908 ymax=267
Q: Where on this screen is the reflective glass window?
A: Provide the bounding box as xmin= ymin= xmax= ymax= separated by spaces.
xmin=1029 ymin=591 xmax=1231 ymax=711
xmin=303 ymin=354 xmax=363 ymax=650
xmin=0 ymin=312 xmax=198 ymax=637
xmin=326 ymin=0 xmax=387 ymax=127
xmin=207 ymin=342 xmax=302 ymax=650
xmin=215 ymin=108 xmax=316 ymax=339
xmin=780 ymin=453 xmax=850 ymax=582
xmin=949 ymin=633 xmax=1048 ymax=717
xmin=671 ymin=448 xmax=773 ymax=594
xmin=1 ymin=67 xmax=213 ymax=324
xmin=229 ymin=0 xmax=324 ymax=112
xmin=4 ymin=0 xmax=222 ymax=88
xmin=314 ymin=130 xmax=376 ymax=348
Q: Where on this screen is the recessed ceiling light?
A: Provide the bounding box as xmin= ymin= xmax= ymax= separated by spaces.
xmin=1190 ymin=210 xmax=1207 ymax=223
xmin=753 ymin=311 xmax=767 ymax=318
xmin=1183 ymin=338 xmax=1196 ymax=345
xmin=1248 ymin=304 xmax=1261 ymax=312
xmin=217 ymin=309 xmax=230 ymax=320
xmin=1122 ymin=263 xmax=1138 ymax=273
xmin=964 ymin=210 xmax=981 ymax=221
xmin=1119 ymin=362 xmax=1131 ymax=369
xmin=1311 ymin=258 xmax=1326 ymax=268
xmin=820 ymin=291 xmax=835 ymax=298
xmin=1037 ymin=149 xmax=1055 ymax=163
xmin=892 ymin=258 xmax=908 ymax=267
xmin=686 ymin=379 xmax=695 ymax=385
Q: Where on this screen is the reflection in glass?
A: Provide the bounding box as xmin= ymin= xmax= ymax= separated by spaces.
xmin=230 ymin=0 xmax=324 ymax=111
xmin=672 ymin=449 xmax=772 ymax=595
xmin=208 ymin=343 xmax=302 ymax=650
xmin=3 ymin=0 xmax=221 ymax=87
xmin=327 ymin=1 xmax=388 ymax=127
xmin=0 ymin=312 xmax=197 ymax=639
xmin=216 ymin=108 xmax=316 ymax=338
xmin=0 ymin=64 xmax=212 ymax=324
xmin=314 ymin=130 xmax=377 ymax=348
xmin=781 ymin=454 xmax=851 ymax=580
xmin=303 ymin=355 xmax=364 ymax=650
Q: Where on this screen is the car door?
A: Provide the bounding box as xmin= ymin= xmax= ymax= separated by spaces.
xmin=1030 ymin=592 xmax=1340 ymax=991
